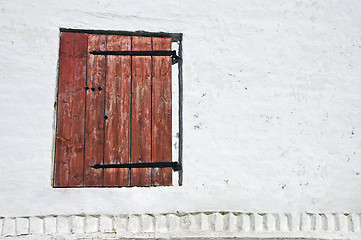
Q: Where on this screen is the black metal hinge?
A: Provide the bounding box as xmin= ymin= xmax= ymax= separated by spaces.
xmin=92 ymin=161 xmax=181 ymax=171
xmin=89 ymin=50 xmax=181 ymax=64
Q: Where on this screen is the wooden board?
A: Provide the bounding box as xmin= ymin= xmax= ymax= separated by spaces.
xmin=54 ymin=32 xmax=75 ymax=187
xmin=130 ymin=36 xmax=152 ymax=186
xmin=151 ymin=37 xmax=173 ymax=186
xmin=54 ymin=32 xmax=87 ymax=187
xmin=68 ymin=33 xmax=87 ymax=186
xmin=103 ymin=35 xmax=132 ymax=186
xmin=84 ymin=34 xmax=106 ymax=187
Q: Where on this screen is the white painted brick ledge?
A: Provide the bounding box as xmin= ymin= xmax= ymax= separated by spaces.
xmin=0 ymin=212 xmax=360 ymax=239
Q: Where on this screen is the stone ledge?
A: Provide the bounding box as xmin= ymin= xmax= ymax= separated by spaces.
xmin=0 ymin=212 xmax=360 ymax=239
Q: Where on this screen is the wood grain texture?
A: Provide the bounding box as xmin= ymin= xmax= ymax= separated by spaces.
xmin=54 ymin=32 xmax=87 ymax=187
xmin=54 ymin=32 xmax=75 ymax=187
xmin=103 ymin=35 xmax=132 ymax=187
xmin=151 ymin=37 xmax=172 ymax=186
xmin=68 ymin=33 xmax=87 ymax=186
xmin=130 ymin=36 xmax=152 ymax=186
xmin=84 ymin=34 xmax=106 ymax=187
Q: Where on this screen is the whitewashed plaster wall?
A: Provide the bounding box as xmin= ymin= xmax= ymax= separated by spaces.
xmin=1 ymin=0 xmax=361 ymax=233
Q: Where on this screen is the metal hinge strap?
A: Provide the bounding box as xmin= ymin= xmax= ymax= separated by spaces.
xmin=89 ymin=50 xmax=180 ymax=64
xmin=92 ymin=161 xmax=181 ymax=171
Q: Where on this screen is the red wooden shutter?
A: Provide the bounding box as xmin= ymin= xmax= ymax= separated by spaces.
xmin=54 ymin=32 xmax=172 ymax=187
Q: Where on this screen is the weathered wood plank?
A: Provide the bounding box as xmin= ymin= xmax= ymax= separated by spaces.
xmin=151 ymin=37 xmax=172 ymax=186
xmin=130 ymin=36 xmax=152 ymax=186
xmin=54 ymin=32 xmax=75 ymax=187
xmin=67 ymin=33 xmax=88 ymax=186
xmin=84 ymin=34 xmax=106 ymax=187
xmin=103 ymin=35 xmax=132 ymax=187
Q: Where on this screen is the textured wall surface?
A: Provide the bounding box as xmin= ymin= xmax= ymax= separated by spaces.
xmin=1 ymin=211 xmax=361 ymax=239
xmin=0 ymin=0 xmax=361 ymax=239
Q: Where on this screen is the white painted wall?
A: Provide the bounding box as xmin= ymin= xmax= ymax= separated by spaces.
xmin=1 ymin=0 xmax=361 ymax=221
